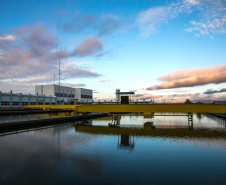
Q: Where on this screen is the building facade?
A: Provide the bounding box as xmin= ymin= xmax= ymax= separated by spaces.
xmin=0 ymin=85 xmax=93 ymax=108
xmin=35 ymin=84 xmax=93 ymax=103
xmin=0 ymin=91 xmax=56 ymax=108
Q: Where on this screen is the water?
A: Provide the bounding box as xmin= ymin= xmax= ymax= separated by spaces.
xmin=0 ymin=112 xmax=73 ymax=123
xmin=0 ymin=114 xmax=226 ymax=185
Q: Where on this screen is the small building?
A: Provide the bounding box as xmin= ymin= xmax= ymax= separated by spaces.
xmin=115 ymin=89 xmax=135 ymax=104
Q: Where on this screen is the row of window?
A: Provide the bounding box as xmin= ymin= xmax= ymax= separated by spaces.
xmin=1 ymin=102 xmax=36 ymax=106
xmin=81 ymin=95 xmax=92 ymax=99
xmin=54 ymin=93 xmax=92 ymax=99
xmin=55 ymin=93 xmax=75 ymax=98
xmin=1 ymin=102 xmax=49 ymax=106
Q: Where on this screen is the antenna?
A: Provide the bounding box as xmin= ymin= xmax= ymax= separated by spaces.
xmin=54 ymin=73 xmax=55 ymax=85
xmin=59 ymin=57 xmax=60 ymax=86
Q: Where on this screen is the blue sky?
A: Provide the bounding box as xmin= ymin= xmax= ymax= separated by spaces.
xmin=0 ymin=0 xmax=225 ymax=102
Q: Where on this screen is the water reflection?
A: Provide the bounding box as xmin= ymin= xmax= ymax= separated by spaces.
xmin=74 ymin=115 xmax=226 ymax=138
xmin=118 ymin=135 xmax=135 ymax=151
xmin=0 ymin=112 xmax=73 ymax=123
xmin=0 ymin=114 xmax=226 ymax=185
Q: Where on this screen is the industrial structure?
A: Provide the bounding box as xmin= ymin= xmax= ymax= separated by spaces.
xmin=115 ymin=89 xmax=135 ymax=104
xmin=0 ymin=84 xmax=93 ymax=108
xmin=0 ymin=90 xmax=56 ymax=108
xmin=35 ymin=84 xmax=93 ymax=103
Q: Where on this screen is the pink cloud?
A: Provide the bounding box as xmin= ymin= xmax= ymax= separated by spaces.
xmin=73 ymin=37 xmax=103 ymax=57
xmin=0 ymin=23 xmax=103 ymax=79
xmin=0 ymin=23 xmax=104 ymax=93
xmin=147 ymin=65 xmax=226 ymax=90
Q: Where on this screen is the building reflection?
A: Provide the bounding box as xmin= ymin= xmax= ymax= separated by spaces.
xmin=118 ymin=135 xmax=135 ymax=151
xmin=74 ymin=114 xmax=226 ymax=150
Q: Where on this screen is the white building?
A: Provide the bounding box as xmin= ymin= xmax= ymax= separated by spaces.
xmin=35 ymin=84 xmax=93 ymax=103
xmin=0 ymin=84 xmax=93 ymax=108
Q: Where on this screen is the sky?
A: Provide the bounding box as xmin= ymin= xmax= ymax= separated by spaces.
xmin=0 ymin=0 xmax=226 ymax=102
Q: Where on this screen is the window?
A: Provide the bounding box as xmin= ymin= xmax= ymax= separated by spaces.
xmin=13 ymin=102 xmax=19 ymax=106
xmin=1 ymin=101 xmax=9 ymax=106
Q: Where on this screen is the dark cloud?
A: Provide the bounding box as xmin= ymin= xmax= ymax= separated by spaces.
xmin=58 ymin=14 xmax=124 ymax=36
xmin=204 ymin=88 xmax=226 ymax=94
xmin=57 ymin=15 xmax=96 ymax=33
xmin=73 ymin=37 xmax=103 ymax=57
xmin=62 ymin=67 xmax=103 ymax=79
xmin=96 ymin=15 xmax=122 ymax=36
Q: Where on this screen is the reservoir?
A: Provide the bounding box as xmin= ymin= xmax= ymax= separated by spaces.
xmin=0 ymin=113 xmax=226 ymax=185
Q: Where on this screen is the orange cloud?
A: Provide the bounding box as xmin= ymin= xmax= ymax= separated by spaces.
xmin=147 ymin=65 xmax=226 ymax=90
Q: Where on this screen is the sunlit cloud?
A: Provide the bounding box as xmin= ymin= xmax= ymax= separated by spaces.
xmin=147 ymin=65 xmax=226 ymax=90
xmin=134 ymin=94 xmax=163 ymax=101
xmin=133 ymin=92 xmax=226 ymax=103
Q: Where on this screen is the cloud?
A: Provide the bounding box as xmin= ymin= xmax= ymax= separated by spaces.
xmin=204 ymin=88 xmax=226 ymax=95
xmin=136 ymin=0 xmax=226 ymax=37
xmin=58 ymin=14 xmax=123 ymax=36
xmin=97 ymin=14 xmax=123 ymax=36
xmin=147 ymin=65 xmax=226 ymax=90
xmin=137 ymin=6 xmax=171 ymax=37
xmin=0 ymin=35 xmax=16 ymax=42
xmin=132 ymin=92 xmax=226 ymax=103
xmin=58 ymin=14 xmax=96 ymax=33
xmin=134 ymin=93 xmax=163 ymax=101
xmin=99 ymin=79 xmax=113 ymax=83
xmin=0 ymin=23 xmax=104 ymax=93
xmin=136 ymin=1 xmax=193 ymax=37
xmin=73 ymin=37 xmax=103 ymax=57
xmin=185 ymin=0 xmax=226 ymax=36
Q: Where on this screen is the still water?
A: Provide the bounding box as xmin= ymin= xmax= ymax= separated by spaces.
xmin=0 ymin=114 xmax=226 ymax=185
xmin=0 ymin=112 xmax=73 ymax=123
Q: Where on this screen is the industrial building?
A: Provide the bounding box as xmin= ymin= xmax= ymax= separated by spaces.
xmin=0 ymin=84 xmax=93 ymax=108
xmin=35 ymin=84 xmax=93 ymax=103
xmin=0 ymin=90 xmax=56 ymax=108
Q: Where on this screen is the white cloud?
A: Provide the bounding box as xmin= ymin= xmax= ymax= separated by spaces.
xmin=0 ymin=35 xmax=16 ymax=42
xmin=137 ymin=7 xmax=171 ymax=37
xmin=136 ymin=0 xmax=226 ymax=37
xmin=185 ymin=0 xmax=199 ymax=5
xmin=99 ymin=79 xmax=113 ymax=83
xmin=185 ymin=0 xmax=226 ymax=36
